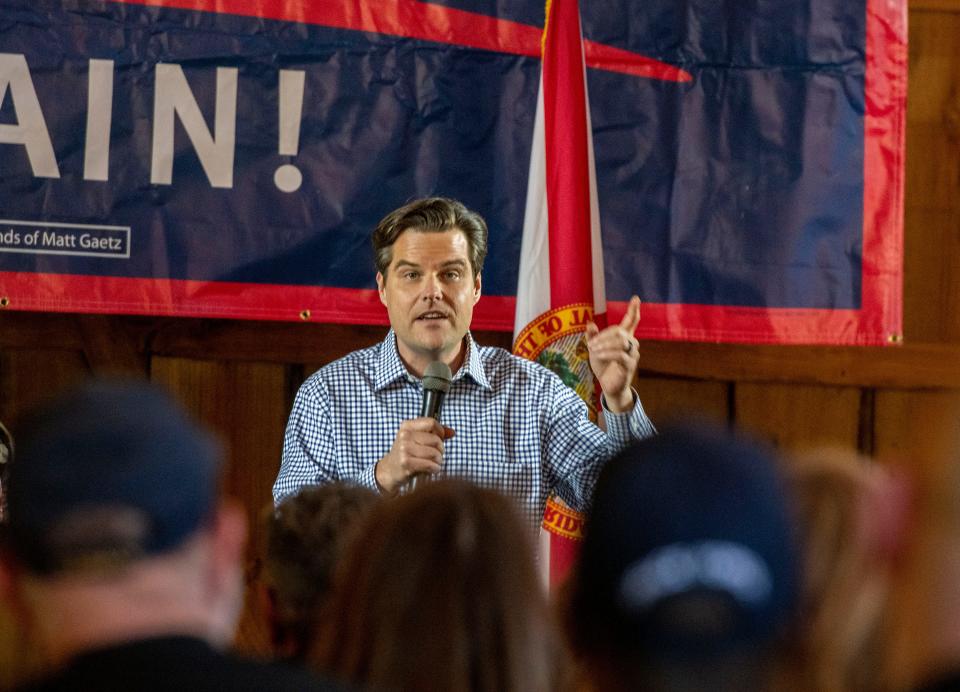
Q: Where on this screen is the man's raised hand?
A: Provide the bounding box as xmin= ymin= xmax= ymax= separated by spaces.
xmin=585 ymin=295 xmax=641 ymax=414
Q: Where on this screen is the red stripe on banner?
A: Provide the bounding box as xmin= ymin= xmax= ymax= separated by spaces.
xmin=861 ymin=0 xmax=907 ymax=343
xmin=0 ymin=273 xmax=897 ymax=344
xmin=613 ymin=301 xmax=883 ymax=345
xmin=107 ymin=0 xmax=692 ymax=82
xmin=543 ymin=1 xmax=593 ymax=306
xmin=0 ymin=271 xmax=515 ymax=328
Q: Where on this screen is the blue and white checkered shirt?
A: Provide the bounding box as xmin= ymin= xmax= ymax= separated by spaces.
xmin=274 ymin=330 xmax=655 ymax=530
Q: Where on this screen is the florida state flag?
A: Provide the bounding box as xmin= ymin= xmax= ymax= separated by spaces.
xmin=513 ymin=0 xmax=608 ymax=589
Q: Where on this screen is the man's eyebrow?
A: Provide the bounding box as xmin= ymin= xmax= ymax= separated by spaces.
xmin=392 ymin=259 xmax=467 ymax=271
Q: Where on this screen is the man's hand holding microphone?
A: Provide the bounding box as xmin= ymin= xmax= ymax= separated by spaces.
xmin=374 ymin=362 xmax=454 ymax=494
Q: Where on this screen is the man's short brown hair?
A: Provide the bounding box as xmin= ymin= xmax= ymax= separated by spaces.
xmin=371 ymin=197 xmax=488 ymax=278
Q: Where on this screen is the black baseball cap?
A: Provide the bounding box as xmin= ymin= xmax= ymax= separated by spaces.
xmin=7 ymin=380 xmax=222 ymax=574
xmin=572 ymin=423 xmax=798 ymax=658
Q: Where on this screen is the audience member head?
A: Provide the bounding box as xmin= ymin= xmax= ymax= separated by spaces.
xmin=263 ymin=483 xmax=379 ymax=662
xmin=310 ymin=479 xmax=565 ymax=692
xmin=776 ymin=448 xmax=906 ymax=692
xmin=0 ymin=379 xmax=247 ymax=667
xmin=567 ymin=423 xmax=799 ymax=692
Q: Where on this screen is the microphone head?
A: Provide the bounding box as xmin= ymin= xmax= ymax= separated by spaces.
xmin=422 ymin=361 xmax=452 ymax=394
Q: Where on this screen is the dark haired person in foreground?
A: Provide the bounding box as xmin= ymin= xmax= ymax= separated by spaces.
xmin=275 ymin=196 xmax=655 ymax=531
xmin=566 ymin=423 xmax=799 ymax=692
xmin=262 ymin=483 xmax=379 ymax=663
xmin=0 ymin=380 xmax=341 ymax=691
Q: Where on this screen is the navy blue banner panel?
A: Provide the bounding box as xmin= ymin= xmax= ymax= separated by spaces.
xmin=0 ymin=0 xmax=905 ymax=343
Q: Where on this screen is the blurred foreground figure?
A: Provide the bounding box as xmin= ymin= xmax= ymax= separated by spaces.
xmin=776 ymin=449 xmax=908 ymax=692
xmin=566 ymin=424 xmax=799 ymax=692
xmin=0 ymin=380 xmax=340 ymax=692
xmin=898 ymin=395 xmax=960 ymax=692
xmin=310 ymin=479 xmax=568 ymax=692
xmin=263 ymin=483 xmax=379 ymax=663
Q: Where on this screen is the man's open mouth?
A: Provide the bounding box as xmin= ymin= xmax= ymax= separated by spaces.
xmin=416 ymin=311 xmax=449 ymax=321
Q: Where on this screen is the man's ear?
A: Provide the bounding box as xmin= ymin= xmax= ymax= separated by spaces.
xmin=376 ymin=271 xmax=387 ymax=306
xmin=473 ymin=272 xmax=482 ymax=304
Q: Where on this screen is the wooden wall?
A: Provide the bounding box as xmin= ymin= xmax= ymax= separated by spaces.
xmin=2 ymin=0 xmax=959 ymax=686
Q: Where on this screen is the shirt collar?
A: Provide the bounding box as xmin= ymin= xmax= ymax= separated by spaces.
xmin=375 ymin=330 xmax=413 ymax=390
xmin=374 ymin=330 xmax=492 ymax=391
xmin=457 ymin=332 xmax=492 ymax=390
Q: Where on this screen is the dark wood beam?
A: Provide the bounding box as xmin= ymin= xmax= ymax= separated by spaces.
xmin=4 ymin=311 xmax=960 ymax=389
xmin=76 ymin=315 xmax=149 ymax=376
xmin=910 ymin=0 xmax=960 ymax=12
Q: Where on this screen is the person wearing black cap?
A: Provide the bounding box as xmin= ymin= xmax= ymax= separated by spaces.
xmin=564 ymin=422 xmax=799 ymax=692
xmin=0 ymin=380 xmax=342 ymax=691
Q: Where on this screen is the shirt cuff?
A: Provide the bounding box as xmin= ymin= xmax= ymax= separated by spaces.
xmin=601 ymin=388 xmax=657 ymax=442
xmin=357 ymin=462 xmax=383 ymax=494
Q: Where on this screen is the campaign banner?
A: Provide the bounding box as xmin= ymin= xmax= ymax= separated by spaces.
xmin=0 ymin=0 xmax=905 ymax=344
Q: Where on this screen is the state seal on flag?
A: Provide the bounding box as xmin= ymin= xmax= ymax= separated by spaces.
xmin=513 ymin=302 xmax=598 ymax=420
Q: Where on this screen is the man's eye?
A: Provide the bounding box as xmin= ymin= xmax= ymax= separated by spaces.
xmin=403 ymin=272 xmax=420 ymax=280
xmin=444 ymin=271 xmax=461 ymax=280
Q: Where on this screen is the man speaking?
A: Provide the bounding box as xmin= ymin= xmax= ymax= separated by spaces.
xmin=273 ymin=197 xmax=655 ymax=530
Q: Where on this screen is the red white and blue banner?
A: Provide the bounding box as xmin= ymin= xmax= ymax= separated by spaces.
xmin=0 ymin=0 xmax=905 ymax=344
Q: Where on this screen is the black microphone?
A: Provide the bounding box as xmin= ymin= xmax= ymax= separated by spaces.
xmin=410 ymin=361 xmax=452 ymax=490
xmin=420 ymin=360 xmax=452 ymax=420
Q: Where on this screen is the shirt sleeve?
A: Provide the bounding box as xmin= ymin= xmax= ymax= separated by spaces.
xmin=600 ymin=389 xmax=657 ymax=443
xmin=273 ymin=377 xmax=381 ymax=505
xmin=543 ymin=381 xmax=655 ymax=513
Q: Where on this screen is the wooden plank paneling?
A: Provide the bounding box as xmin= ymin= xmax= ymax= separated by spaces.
xmin=0 ymin=312 xmax=87 ymax=350
xmin=150 ymin=320 xmax=390 ymax=365
xmin=632 ymin=341 xmax=960 ymax=388
xmin=149 ymin=358 xmax=289 ymax=555
xmin=76 ymin=315 xmax=148 ymax=376
xmin=908 ymin=13 xmax=960 ymax=128
xmin=873 ymin=390 xmax=960 ymax=690
xmin=910 ymin=0 xmax=960 ymax=12
xmin=149 ymin=357 xmax=290 ymax=657
xmin=906 ymin=131 xmax=960 ymax=214
xmin=873 ymin=390 xmax=960 ymax=462
xmin=13 ymin=310 xmax=960 ymax=389
xmin=0 ymin=349 xmax=89 ymax=428
xmin=902 ymin=207 xmax=957 ymax=342
xmin=904 ymin=10 xmax=960 ymax=342
xmin=734 ymin=383 xmax=862 ymax=451
xmin=637 ymin=377 xmax=729 ymax=427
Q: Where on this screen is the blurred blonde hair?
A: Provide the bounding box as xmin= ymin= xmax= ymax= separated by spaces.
xmin=777 ymin=448 xmax=896 ymax=692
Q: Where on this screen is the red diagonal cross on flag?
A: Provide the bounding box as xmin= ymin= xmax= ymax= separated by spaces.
xmin=110 ymin=0 xmax=692 ymax=82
